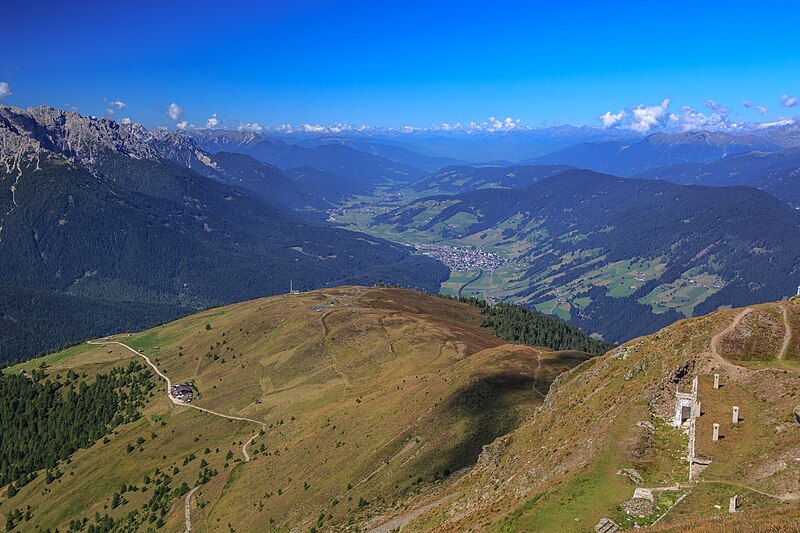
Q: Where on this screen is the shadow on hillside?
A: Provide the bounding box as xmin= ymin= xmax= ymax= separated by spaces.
xmin=434 ymin=372 xmax=537 ymax=477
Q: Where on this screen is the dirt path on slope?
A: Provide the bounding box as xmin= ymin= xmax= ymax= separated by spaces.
xmin=368 ymin=494 xmax=455 ymax=533
xmin=88 ymin=340 xmax=266 ymax=532
xmin=184 ymin=486 xmax=200 ymax=533
xmin=704 ymin=308 xmax=800 ymax=376
xmin=531 ymin=351 xmax=546 ymax=398
xmin=699 ymin=479 xmax=800 ymax=501
xmin=709 ymin=308 xmax=752 ymax=362
xmin=779 ymin=305 xmax=792 ymax=360
xmin=704 ymin=308 xmax=758 ymax=379
xmin=318 ymin=310 xmax=352 ymax=387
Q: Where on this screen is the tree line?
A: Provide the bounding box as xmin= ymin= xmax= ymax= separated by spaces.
xmin=0 ymin=361 xmax=155 ymax=495
xmin=442 ymin=295 xmax=613 ymax=355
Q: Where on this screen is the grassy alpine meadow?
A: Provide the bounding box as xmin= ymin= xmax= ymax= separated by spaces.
xmin=0 ymin=287 xmax=594 ymax=531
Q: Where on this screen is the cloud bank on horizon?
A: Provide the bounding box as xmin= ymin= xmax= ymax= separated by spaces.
xmin=597 ymin=95 xmax=799 ymax=134
xmin=2 ymin=84 xmax=798 ymax=136
xmin=155 ymin=92 xmax=800 ymax=135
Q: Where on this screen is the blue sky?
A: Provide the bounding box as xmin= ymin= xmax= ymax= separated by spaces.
xmin=2 ymin=0 xmax=799 ymax=130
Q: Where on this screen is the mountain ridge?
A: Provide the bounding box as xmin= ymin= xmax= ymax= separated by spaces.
xmin=372 ymin=169 xmax=800 ymax=342
xmin=2 ymin=288 xmax=798 ymax=531
xmin=0 ymin=106 xmax=448 ymax=362
xmin=528 ymin=130 xmax=785 ymax=176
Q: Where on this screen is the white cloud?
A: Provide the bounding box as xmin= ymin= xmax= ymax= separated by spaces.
xmin=599 ymin=110 xmax=625 ymax=129
xmin=671 ymin=106 xmax=716 ymax=131
xmin=457 ymin=116 xmax=521 ymax=133
xmin=166 ymin=102 xmax=184 ymax=121
xmin=669 ymin=100 xmax=743 ymax=132
xmin=237 ymin=123 xmax=263 ymax=133
xmin=120 ymin=117 xmax=132 ymax=125
xmin=486 ymin=116 xmax=520 ymax=132
xmin=780 ymin=93 xmax=798 ymax=107
xmin=628 ymin=99 xmax=672 ymax=133
xmin=105 ymin=108 xmax=115 ymax=116
xmin=176 ymin=121 xmax=188 ymax=130
xmin=110 ymin=100 xmax=126 ymax=109
xmin=254 ymin=116 xmax=525 ymax=135
xmin=704 ymin=99 xmax=728 ymax=116
xmin=597 ymin=99 xmax=683 ymax=133
xmin=742 ymin=100 xmax=768 ymax=114
xmin=205 ymin=113 xmax=220 ymax=128
xmin=301 ymin=123 xmax=326 ymax=133
xmin=0 ymin=82 xmax=11 ymax=99
xmin=437 ymin=122 xmax=463 ymax=132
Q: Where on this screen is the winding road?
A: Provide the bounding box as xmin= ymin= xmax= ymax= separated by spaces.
xmin=88 ymin=340 xmax=266 ymax=532
xmin=184 ymin=486 xmax=200 ymax=532
xmin=457 ymin=269 xmax=483 ymax=299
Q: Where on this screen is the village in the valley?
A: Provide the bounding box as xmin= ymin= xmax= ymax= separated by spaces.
xmin=410 ymin=243 xmax=507 ymax=272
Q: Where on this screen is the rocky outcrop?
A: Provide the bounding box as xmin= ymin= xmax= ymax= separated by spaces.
xmin=0 ymin=105 xmax=158 ymax=166
xmin=0 ymin=105 xmax=211 ymax=174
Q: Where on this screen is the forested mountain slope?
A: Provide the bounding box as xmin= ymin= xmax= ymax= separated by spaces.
xmin=405 ymin=164 xmax=575 ymax=195
xmin=373 ymin=169 xmax=800 ymax=342
xmin=0 ymin=106 xmax=448 ymax=362
xmin=635 ymin=145 xmax=800 ymax=206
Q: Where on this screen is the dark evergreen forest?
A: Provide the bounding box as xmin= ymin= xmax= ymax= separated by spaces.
xmin=0 ymin=362 xmax=154 ymax=493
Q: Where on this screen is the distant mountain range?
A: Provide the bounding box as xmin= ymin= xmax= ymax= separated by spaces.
xmin=295 ymin=135 xmax=465 ymax=172
xmin=188 ymin=129 xmax=426 ymax=186
xmin=635 ymin=145 xmax=800 ymax=206
xmin=528 ymin=130 xmax=784 ymax=176
xmin=374 ymin=169 xmax=800 ymax=342
xmin=0 ymin=106 xmax=448 ymax=362
xmin=4 ymin=105 xmax=800 ymax=357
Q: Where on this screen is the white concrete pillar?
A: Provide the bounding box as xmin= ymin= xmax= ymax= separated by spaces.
xmin=695 ymin=401 xmax=701 ymax=418
xmin=729 ymin=495 xmax=738 ymax=513
xmin=713 ymin=373 xmax=720 ymax=389
xmin=732 ymin=406 xmax=739 ymax=424
xmin=712 ymin=423 xmax=720 ymax=442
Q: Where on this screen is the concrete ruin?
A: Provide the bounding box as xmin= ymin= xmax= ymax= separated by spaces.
xmin=712 ymin=423 xmax=720 ymax=442
xmin=673 ymin=375 xmax=699 ymax=427
xmin=672 ymin=375 xmax=701 ymax=479
xmin=729 ymin=495 xmax=738 ymax=513
xmin=713 ymin=373 xmax=720 ymax=389
xmin=595 ymin=518 xmax=620 ymax=533
xmin=732 ymin=406 xmax=739 ymax=424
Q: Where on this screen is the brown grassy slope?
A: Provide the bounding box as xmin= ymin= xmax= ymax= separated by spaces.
xmin=0 ymin=287 xmax=592 ymax=532
xmin=0 ymin=343 xmax=256 ymax=532
xmin=392 ymin=299 xmax=800 ymax=532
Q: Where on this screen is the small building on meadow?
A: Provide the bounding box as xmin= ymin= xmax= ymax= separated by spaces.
xmin=170 ymin=384 xmax=194 ymax=403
